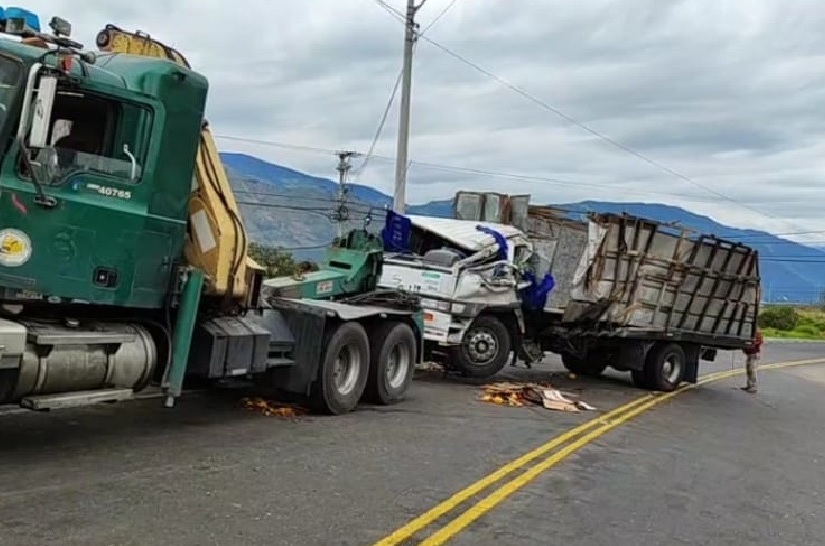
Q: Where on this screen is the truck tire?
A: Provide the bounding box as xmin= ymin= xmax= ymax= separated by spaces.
xmin=561 ymin=353 xmax=608 ymax=377
xmin=311 ymin=321 xmax=370 ymax=415
xmin=364 ymin=321 xmax=416 ymax=405
xmin=451 ymin=315 xmax=511 ymax=378
xmin=643 ymin=342 xmax=686 ymax=392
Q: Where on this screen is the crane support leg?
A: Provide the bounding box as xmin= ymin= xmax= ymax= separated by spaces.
xmin=164 ymin=268 xmax=205 ymax=407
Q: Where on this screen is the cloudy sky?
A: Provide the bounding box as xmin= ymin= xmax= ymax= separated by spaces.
xmin=24 ymin=0 xmax=825 ymax=242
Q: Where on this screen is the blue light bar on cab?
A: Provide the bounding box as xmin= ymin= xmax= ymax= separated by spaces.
xmin=3 ymin=7 xmax=41 ymax=34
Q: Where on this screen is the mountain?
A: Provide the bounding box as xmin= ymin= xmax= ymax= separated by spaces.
xmin=221 ymin=153 xmax=825 ymax=303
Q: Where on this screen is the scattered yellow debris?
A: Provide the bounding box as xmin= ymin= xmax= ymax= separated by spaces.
xmin=240 ymin=397 xmax=307 ymax=418
xmin=478 ymin=382 xmax=597 ymax=412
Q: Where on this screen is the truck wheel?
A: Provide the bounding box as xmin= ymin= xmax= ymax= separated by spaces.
xmin=644 ymin=342 xmax=686 ymax=392
xmin=311 ymin=322 xmax=370 ymax=415
xmin=364 ymin=322 xmax=416 ymax=405
xmin=561 ymin=353 xmax=608 ymax=377
xmin=451 ymin=315 xmax=511 ymax=378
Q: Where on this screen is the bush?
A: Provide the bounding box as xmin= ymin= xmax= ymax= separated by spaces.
xmin=795 ymin=324 xmax=820 ymax=338
xmin=758 ymin=306 xmax=799 ymax=331
xmin=248 ymin=242 xmax=299 ymax=277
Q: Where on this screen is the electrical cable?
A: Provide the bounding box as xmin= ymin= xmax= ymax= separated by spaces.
xmin=216 ymin=134 xmax=743 ymax=202
xmin=421 ymin=0 xmax=460 ymax=33
xmin=371 ymin=0 xmax=789 ymax=225
xmin=354 ymin=70 xmax=402 ymax=178
xmin=355 ymin=0 xmax=459 ymax=180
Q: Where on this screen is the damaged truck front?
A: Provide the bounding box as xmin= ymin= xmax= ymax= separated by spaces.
xmin=379 ymin=196 xmax=761 ymax=392
xmin=378 ymin=213 xmax=543 ymax=377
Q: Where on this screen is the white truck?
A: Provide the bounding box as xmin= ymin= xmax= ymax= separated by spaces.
xmin=378 ymin=193 xmax=761 ymax=392
xmin=379 ymin=214 xmax=535 ymax=377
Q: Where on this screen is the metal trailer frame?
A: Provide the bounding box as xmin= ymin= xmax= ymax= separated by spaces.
xmin=525 ymin=211 xmax=760 ymax=388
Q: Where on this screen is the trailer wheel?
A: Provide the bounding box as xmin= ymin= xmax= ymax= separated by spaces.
xmin=644 ymin=342 xmax=686 ymax=392
xmin=311 ymin=321 xmax=370 ymax=415
xmin=364 ymin=322 xmax=416 ymax=405
xmin=561 ymin=353 xmax=608 ymax=378
xmin=451 ymin=315 xmax=511 ymax=378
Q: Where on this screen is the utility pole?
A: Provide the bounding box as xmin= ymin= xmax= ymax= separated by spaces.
xmin=336 ymin=150 xmax=358 ymax=239
xmin=393 ymin=0 xmax=425 ymax=213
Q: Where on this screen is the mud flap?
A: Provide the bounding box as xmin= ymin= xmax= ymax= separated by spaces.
xmin=682 ymin=344 xmax=701 ymax=383
xmin=514 ymin=308 xmax=543 ymax=367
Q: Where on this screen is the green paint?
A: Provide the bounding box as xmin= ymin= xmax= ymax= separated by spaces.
xmin=421 ymin=271 xmax=441 ymax=280
xmin=302 ymin=230 xmax=385 ymax=299
xmin=165 ymin=268 xmax=204 ymax=405
xmin=0 ymin=41 xmax=208 ymax=309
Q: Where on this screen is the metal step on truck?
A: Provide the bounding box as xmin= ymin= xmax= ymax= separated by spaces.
xmin=378 ymin=191 xmax=761 ymax=392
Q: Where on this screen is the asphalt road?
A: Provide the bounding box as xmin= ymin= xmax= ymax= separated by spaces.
xmin=0 ymin=342 xmax=822 ymax=546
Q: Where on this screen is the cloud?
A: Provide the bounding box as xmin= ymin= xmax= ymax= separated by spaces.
xmin=21 ymin=0 xmax=825 ymax=244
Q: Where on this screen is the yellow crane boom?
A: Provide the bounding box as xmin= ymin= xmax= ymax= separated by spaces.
xmin=95 ymin=24 xmax=263 ymax=307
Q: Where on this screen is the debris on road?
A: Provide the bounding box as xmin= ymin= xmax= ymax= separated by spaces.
xmin=478 ymin=382 xmax=597 ymax=412
xmin=240 ymin=397 xmax=307 ymax=418
xmin=415 ymin=361 xmax=446 ymax=373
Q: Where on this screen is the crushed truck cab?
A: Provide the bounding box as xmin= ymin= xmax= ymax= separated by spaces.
xmin=379 ymin=213 xmax=535 ymax=377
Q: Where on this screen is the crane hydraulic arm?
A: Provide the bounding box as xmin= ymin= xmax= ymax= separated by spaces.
xmin=94 ymin=24 xmax=263 ymax=307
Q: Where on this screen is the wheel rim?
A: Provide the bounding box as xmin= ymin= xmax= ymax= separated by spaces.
xmin=333 ymin=344 xmax=362 ymax=396
xmin=386 ymin=342 xmax=412 ymax=390
xmin=662 ymin=354 xmax=682 ymax=384
xmin=464 ymin=327 xmax=499 ymax=365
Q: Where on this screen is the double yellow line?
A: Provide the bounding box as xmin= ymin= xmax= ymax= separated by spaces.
xmin=374 ymin=358 xmax=825 ymax=546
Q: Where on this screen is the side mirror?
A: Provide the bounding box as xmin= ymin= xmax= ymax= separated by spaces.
xmin=28 ymin=74 xmax=57 ymax=148
xmin=16 ymin=64 xmax=57 ymax=149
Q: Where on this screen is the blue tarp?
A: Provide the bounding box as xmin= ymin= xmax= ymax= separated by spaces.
xmin=382 ymin=209 xmax=412 ymax=253
xmin=475 ymin=224 xmax=508 ymax=261
xmin=520 ymin=271 xmax=556 ymax=311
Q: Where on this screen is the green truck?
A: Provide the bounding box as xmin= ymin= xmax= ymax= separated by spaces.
xmin=0 ymin=13 xmax=422 ymax=415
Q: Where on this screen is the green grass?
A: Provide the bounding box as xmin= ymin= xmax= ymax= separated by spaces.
xmin=760 ymin=306 xmax=825 ymax=341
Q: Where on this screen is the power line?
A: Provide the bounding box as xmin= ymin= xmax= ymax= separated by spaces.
xmin=761 ymin=258 xmax=825 ymax=263
xmin=356 ymin=69 xmax=402 ymax=178
xmin=220 ymin=134 xmax=825 ymax=243
xmin=235 ymin=193 xmax=825 ymax=260
xmin=375 ymin=0 xmax=406 ymax=20
xmin=372 ymin=0 xmax=784 ymax=224
xmin=216 ymin=134 xmax=742 ymax=202
xmin=263 ymin=243 xmax=334 ymax=252
xmin=236 ymin=189 xmax=825 ymax=256
xmin=234 ymin=189 xmax=385 ymax=214
xmin=421 ymin=0 xmax=460 ymax=33
xmin=357 ymin=0 xmax=456 ymax=179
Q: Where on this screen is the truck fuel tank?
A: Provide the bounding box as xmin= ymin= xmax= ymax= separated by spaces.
xmin=0 ymin=319 xmax=157 ymax=404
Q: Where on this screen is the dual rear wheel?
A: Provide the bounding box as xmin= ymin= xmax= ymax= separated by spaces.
xmin=312 ymin=321 xmax=417 ymax=415
xmin=561 ymin=342 xmax=687 ymax=393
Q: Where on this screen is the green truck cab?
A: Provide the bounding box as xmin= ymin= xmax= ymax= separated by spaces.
xmin=0 ymin=39 xmax=206 ymax=309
